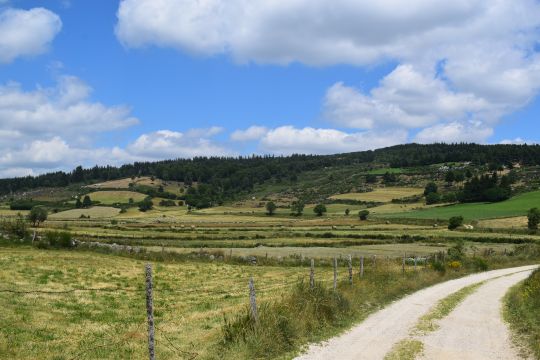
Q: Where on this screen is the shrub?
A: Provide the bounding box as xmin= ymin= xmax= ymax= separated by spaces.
xmin=425 ymin=192 xmax=441 ymax=205
xmin=448 ymin=216 xmax=464 ymax=230
xmin=138 ymin=197 xmax=154 ymax=212
xmin=471 ymin=257 xmax=488 ymax=271
xmin=424 ymin=182 xmax=438 ymax=196
xmin=448 ymin=261 xmax=462 ymax=271
xmin=358 ymin=210 xmax=370 ymax=220
xmin=528 ymin=207 xmax=540 ymax=230
xmin=41 ymin=231 xmax=73 ymax=249
xmin=432 ymin=261 xmax=446 ymax=274
xmin=313 ymin=204 xmax=327 ymax=217
xmin=0 ymin=214 xmax=29 ymax=239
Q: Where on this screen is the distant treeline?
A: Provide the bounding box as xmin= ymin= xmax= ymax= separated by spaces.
xmin=1 ymin=143 xmax=539 ymax=207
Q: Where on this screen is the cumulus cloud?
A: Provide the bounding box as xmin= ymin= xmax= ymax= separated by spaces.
xmin=258 ymin=126 xmax=407 ymax=155
xmin=414 ymin=122 xmax=493 ymax=144
xmin=0 ymin=76 xmax=138 ymax=143
xmin=0 ymin=7 xmax=62 ymax=63
xmin=116 ymin=0 xmax=540 ymax=144
xmin=127 ymin=129 xmax=235 ymax=159
xmin=230 ymin=126 xmax=268 ymax=141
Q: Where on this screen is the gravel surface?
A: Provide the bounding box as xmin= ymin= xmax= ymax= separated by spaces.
xmin=294 ymin=265 xmax=538 ymax=360
xmin=419 ymin=270 xmax=534 ymax=360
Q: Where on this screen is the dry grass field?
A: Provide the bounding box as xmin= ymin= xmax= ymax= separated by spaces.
xmin=0 ymin=247 xmax=332 ymax=360
xmin=87 ymin=191 xmax=147 ymax=205
xmin=49 ymin=207 xmax=120 ymax=219
xmin=329 ymin=187 xmax=423 ymax=202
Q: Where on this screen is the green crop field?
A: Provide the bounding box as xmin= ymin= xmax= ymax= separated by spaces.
xmin=365 ymin=168 xmax=404 ymax=175
xmin=49 ymin=206 xmax=120 ymax=219
xmin=384 ymin=190 xmax=540 ymax=220
xmin=330 ymin=187 xmax=423 ymax=202
xmin=87 ymin=191 xmax=147 ymax=205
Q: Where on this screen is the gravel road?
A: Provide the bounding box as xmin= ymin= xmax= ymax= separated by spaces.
xmin=419 ymin=269 xmax=534 ymax=360
xmin=294 ymin=265 xmax=538 ymax=360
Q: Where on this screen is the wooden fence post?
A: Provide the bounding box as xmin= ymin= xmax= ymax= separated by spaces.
xmin=333 ymin=257 xmax=337 ymax=291
xmin=402 ymin=254 xmax=406 ymax=274
xmin=360 ymin=256 xmax=364 ymax=278
xmin=348 ymin=255 xmax=353 ymax=285
xmin=310 ymin=259 xmax=315 ymax=289
xmin=145 ymin=264 xmax=156 ymax=360
xmin=249 ymin=277 xmax=258 ymax=323
xmin=414 ymin=257 xmax=417 ymax=271
xmin=372 ymin=255 xmax=376 ymax=269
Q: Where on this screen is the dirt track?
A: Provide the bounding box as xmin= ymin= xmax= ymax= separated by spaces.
xmin=295 ymin=265 xmax=538 ymax=360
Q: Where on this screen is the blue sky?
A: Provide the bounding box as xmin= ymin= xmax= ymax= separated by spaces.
xmin=0 ymin=0 xmax=539 ymax=177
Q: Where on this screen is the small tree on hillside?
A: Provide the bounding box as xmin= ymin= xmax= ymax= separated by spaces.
xmin=426 ymin=192 xmax=441 ymax=205
xmin=265 ymin=201 xmax=277 ymax=216
xmin=445 ymin=171 xmax=455 ymax=185
xmin=424 ymin=182 xmax=438 ymax=196
xmin=290 ymin=201 xmax=304 ymax=216
xmin=75 ymin=197 xmax=82 ymax=208
xmin=313 ymin=204 xmax=327 ymax=217
xmin=138 ymin=197 xmax=154 ymax=212
xmin=358 ymin=210 xmax=369 ymax=220
xmin=82 ymin=195 xmax=92 ymax=208
xmin=345 ymin=208 xmax=350 ymax=216
xmin=448 ymin=216 xmax=464 ymax=230
xmin=28 ymin=206 xmax=48 ymax=227
xmin=528 ymin=207 xmax=540 ymax=230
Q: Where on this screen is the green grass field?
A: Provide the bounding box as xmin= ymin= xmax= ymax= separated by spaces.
xmin=87 ymin=191 xmax=147 ymax=205
xmin=49 ymin=206 xmax=120 ymax=219
xmin=365 ymin=168 xmax=404 ymax=175
xmin=384 ymin=190 xmax=540 ymax=220
xmin=330 ymin=187 xmax=423 ymax=202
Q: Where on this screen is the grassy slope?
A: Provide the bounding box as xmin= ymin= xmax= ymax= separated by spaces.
xmin=329 ymin=187 xmax=423 ymax=202
xmin=505 ymin=269 xmax=540 ymax=359
xmin=87 ymin=190 xmax=147 ymax=204
xmin=0 ymin=247 xmax=329 ymax=360
xmin=383 ymin=190 xmax=540 ymax=220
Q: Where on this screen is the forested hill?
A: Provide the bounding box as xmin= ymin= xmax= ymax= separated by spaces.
xmin=1 ymin=143 xmax=540 ymax=197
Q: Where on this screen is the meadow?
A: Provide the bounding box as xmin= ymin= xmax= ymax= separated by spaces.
xmin=2 ymin=170 xmax=540 ymax=359
xmin=386 ymin=190 xmax=540 ymax=220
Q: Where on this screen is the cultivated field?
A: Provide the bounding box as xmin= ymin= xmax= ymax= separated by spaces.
xmin=329 ymin=187 xmax=423 ymax=202
xmin=86 ymin=191 xmax=147 ymax=205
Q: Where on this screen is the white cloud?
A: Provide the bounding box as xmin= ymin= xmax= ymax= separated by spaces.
xmin=0 ymin=7 xmax=62 ymax=63
xmin=127 ymin=129 xmax=236 ymax=159
xmin=259 ymin=126 xmax=407 ymax=155
xmin=116 ymin=0 xmax=540 ymax=144
xmin=499 ymin=138 xmax=538 ymax=145
xmin=115 ymin=1 xmax=540 ymax=66
xmin=0 ymin=76 xmax=138 ymax=144
xmin=230 ymin=126 xmax=268 ymax=141
xmin=414 ymin=122 xmax=493 ymax=144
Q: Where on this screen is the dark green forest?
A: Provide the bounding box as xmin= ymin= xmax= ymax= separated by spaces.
xmin=1 ymin=143 xmax=540 ymax=208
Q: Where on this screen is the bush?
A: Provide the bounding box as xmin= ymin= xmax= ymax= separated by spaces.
xmin=358 ymin=210 xmax=369 ymax=220
xmin=313 ymin=204 xmax=327 ymax=217
xmin=471 ymin=257 xmax=488 ymax=271
xmin=448 ymin=216 xmax=464 ymax=230
xmin=425 ymin=192 xmax=441 ymax=205
xmin=138 ymin=197 xmax=154 ymax=212
xmin=0 ymin=214 xmax=29 ymax=239
xmin=528 ymin=207 xmax=540 ymax=230
xmin=432 ymin=261 xmax=446 ymax=274
xmin=159 ymin=199 xmax=176 ymax=207
xmin=424 ymin=182 xmax=438 ymax=196
xmin=448 ymin=261 xmax=462 ymax=271
xmin=40 ymin=231 xmax=73 ymax=249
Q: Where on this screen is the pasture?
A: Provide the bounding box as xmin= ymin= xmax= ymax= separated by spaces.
xmin=86 ymin=191 xmax=147 ymax=205
xmin=384 ymin=190 xmax=540 ymax=220
xmin=0 ymin=247 xmax=332 ymax=359
xmin=329 ymin=187 xmax=423 ymax=202
xmin=49 ymin=206 xmax=120 ymax=219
